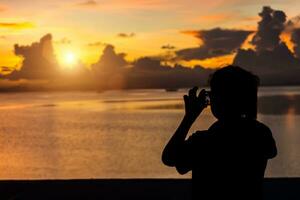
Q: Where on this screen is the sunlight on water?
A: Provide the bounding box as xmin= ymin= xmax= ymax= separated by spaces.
xmin=0 ymin=87 xmax=299 ymax=179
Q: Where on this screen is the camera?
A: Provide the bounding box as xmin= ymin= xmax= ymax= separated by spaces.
xmin=204 ymin=90 xmax=211 ymax=106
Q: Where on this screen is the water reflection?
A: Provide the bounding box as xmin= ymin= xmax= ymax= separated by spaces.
xmin=258 ymin=94 xmax=300 ymax=115
xmin=0 ymin=90 xmax=299 ymax=178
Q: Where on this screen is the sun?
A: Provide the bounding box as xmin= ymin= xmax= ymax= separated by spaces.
xmin=56 ymin=47 xmax=82 ymax=69
xmin=64 ymin=52 xmax=77 ymax=66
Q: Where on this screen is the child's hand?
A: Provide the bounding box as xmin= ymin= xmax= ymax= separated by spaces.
xmin=183 ymin=87 xmax=208 ymax=122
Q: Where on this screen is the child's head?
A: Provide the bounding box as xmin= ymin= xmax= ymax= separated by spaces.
xmin=209 ymin=65 xmax=259 ymax=120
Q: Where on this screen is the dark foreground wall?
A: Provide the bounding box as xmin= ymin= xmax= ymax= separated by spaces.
xmin=0 ymin=178 xmax=299 ymax=200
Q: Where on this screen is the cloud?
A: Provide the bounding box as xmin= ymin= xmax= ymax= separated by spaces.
xmin=87 ymin=41 xmax=107 ymax=47
xmin=76 ymin=0 xmax=98 ymax=7
xmin=251 ymin=6 xmax=287 ymax=52
xmin=7 ymin=34 xmax=59 ymax=80
xmin=176 ymin=28 xmax=252 ymax=60
xmin=233 ymin=6 xmax=300 ymax=84
xmin=90 ymin=51 xmax=217 ymax=90
xmin=91 ymin=44 xmax=128 ymax=89
xmin=161 ymin=44 xmax=176 ymax=50
xmin=291 ymin=28 xmax=300 ymax=58
xmin=55 ymin=37 xmax=71 ymax=45
xmin=133 ymin=57 xmax=162 ymax=71
xmin=0 ymin=66 xmax=13 ymax=75
xmin=287 ymin=16 xmax=300 ymax=58
xmin=91 ymin=44 xmax=128 ymax=73
xmin=0 ymin=22 xmax=35 ymax=29
xmin=117 ymin=32 xmax=135 ymax=38
xmin=127 ymin=57 xmax=216 ymax=89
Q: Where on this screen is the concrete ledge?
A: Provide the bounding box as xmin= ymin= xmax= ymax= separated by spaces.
xmin=0 ymin=178 xmax=299 ymax=200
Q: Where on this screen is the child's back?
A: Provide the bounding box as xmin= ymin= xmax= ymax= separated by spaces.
xmin=184 ymin=119 xmax=276 ymax=199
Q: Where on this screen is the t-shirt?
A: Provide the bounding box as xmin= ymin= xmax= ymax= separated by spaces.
xmin=174 ymin=119 xmax=277 ymax=200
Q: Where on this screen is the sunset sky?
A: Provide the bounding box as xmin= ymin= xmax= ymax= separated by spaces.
xmin=1 ymin=0 xmax=300 ymax=70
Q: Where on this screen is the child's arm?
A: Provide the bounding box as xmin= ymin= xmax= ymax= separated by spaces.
xmin=162 ymin=87 xmax=208 ymax=168
xmin=263 ymin=125 xmax=277 ymax=159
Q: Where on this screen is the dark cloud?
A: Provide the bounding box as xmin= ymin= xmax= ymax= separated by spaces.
xmin=161 ymin=44 xmax=176 ymax=50
xmin=7 ymin=34 xmax=59 ymax=80
xmin=176 ymin=28 xmax=252 ymax=60
xmin=127 ymin=57 xmax=215 ymax=89
xmin=87 ymin=41 xmax=107 ymax=47
xmin=251 ymin=6 xmax=287 ymax=52
xmin=133 ymin=57 xmax=163 ymax=71
xmin=234 ymin=43 xmax=297 ymax=70
xmin=91 ymin=45 xmax=128 ymax=89
xmin=76 ymin=0 xmax=97 ymax=7
xmin=117 ymin=32 xmax=135 ymax=38
xmin=291 ymin=28 xmax=300 ymax=58
xmin=233 ymin=6 xmax=300 ymax=85
xmin=91 ymin=44 xmax=128 ymax=73
xmin=233 ymin=6 xmax=297 ymax=70
xmin=55 ymin=37 xmax=71 ymax=45
xmin=89 ymin=47 xmax=216 ymax=89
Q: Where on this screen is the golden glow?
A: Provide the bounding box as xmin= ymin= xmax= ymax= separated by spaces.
xmin=179 ymin=54 xmax=235 ymax=69
xmin=0 ymin=49 xmax=23 ymax=73
xmin=281 ymin=32 xmax=294 ymax=54
xmin=240 ymin=33 xmax=255 ymax=50
xmin=0 ymin=22 xmax=35 ymax=30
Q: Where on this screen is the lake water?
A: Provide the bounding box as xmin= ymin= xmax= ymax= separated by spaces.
xmin=0 ymin=86 xmax=299 ymax=179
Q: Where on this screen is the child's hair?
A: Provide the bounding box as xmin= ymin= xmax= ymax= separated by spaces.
xmin=209 ymin=65 xmax=259 ymax=120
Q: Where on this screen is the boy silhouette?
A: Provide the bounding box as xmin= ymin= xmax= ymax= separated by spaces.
xmin=162 ymin=66 xmax=277 ymax=200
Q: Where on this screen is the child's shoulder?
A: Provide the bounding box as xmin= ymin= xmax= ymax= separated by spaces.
xmin=253 ymin=120 xmax=272 ymax=133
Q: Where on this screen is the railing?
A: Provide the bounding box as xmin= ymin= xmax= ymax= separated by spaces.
xmin=0 ymin=178 xmax=299 ymax=200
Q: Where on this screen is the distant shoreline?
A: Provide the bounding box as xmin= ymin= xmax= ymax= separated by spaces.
xmin=0 ymin=84 xmax=300 ymax=93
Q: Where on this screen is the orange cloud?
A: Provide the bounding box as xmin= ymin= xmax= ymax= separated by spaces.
xmin=207 ymin=54 xmax=236 ymax=68
xmin=180 ymin=30 xmax=199 ymax=36
xmin=240 ymin=32 xmax=255 ymax=50
xmin=179 ymin=54 xmax=235 ymax=69
xmin=281 ymin=32 xmax=295 ymax=54
xmin=0 ymin=22 xmax=35 ymax=29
